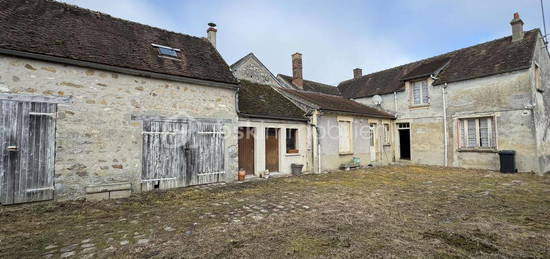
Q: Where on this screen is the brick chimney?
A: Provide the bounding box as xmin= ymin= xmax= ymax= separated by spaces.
xmin=291 ymin=53 xmax=304 ymax=89
xmin=510 ymin=13 xmax=524 ymax=42
xmin=207 ymin=23 xmax=217 ymax=48
xmin=353 ymin=68 xmax=363 ymax=79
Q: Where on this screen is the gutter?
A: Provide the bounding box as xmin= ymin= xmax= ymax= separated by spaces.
xmin=320 ymin=109 xmax=395 ymax=120
xmin=0 ymin=48 xmax=240 ymax=90
xmin=238 ymin=112 xmax=309 ymax=122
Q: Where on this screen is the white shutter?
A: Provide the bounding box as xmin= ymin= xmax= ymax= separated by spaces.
xmin=422 ymin=81 xmax=429 ymax=104
xmin=413 ymin=82 xmax=421 ymax=104
xmin=339 ymin=121 xmax=351 ymax=153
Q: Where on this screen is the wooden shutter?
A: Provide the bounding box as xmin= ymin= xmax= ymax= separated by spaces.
xmin=0 ymin=100 xmax=56 ymax=204
xmin=421 ymin=80 xmax=429 ymax=104
xmin=142 ymin=120 xmax=187 ymax=190
xmin=187 ymin=121 xmax=225 ymax=185
xmin=413 ymin=82 xmax=421 ymax=104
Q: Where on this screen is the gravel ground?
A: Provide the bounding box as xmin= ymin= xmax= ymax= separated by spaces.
xmin=0 ymin=165 xmax=549 ymax=258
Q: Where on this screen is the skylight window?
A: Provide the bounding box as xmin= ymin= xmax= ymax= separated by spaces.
xmin=152 ymin=44 xmax=180 ymax=58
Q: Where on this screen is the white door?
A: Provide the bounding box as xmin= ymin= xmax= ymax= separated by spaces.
xmin=369 ymin=123 xmax=376 ymax=162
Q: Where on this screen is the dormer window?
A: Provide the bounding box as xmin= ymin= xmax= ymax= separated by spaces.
xmin=152 ymin=44 xmax=180 ymax=59
xmin=411 ymin=80 xmax=429 ymax=105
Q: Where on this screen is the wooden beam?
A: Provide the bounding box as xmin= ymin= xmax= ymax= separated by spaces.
xmin=0 ymin=93 xmax=71 ymax=104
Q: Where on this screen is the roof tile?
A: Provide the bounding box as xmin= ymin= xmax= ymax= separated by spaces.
xmin=0 ymin=0 xmax=237 ymax=84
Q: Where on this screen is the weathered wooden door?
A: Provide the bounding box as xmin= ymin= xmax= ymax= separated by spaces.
xmin=265 ymin=128 xmax=279 ymax=172
xmin=238 ymin=127 xmax=254 ymax=175
xmin=187 ymin=122 xmax=225 ymax=185
xmin=142 ymin=120 xmax=225 ymax=190
xmin=0 ymin=100 xmax=57 ymax=205
xmin=142 ymin=121 xmax=188 ymax=190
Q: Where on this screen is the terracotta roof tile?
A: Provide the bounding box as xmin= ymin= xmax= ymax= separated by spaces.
xmin=281 ymin=88 xmax=394 ymax=118
xmin=339 ymin=29 xmax=539 ymax=98
xmin=278 ymin=74 xmax=341 ymax=96
xmin=238 ymin=80 xmax=307 ymax=121
xmin=0 ymin=0 xmax=237 ymax=84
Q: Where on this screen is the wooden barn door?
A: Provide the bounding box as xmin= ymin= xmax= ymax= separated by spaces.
xmin=0 ymin=100 xmax=57 ymax=205
xmin=142 ymin=120 xmax=225 ymax=190
xmin=187 ymin=122 xmax=225 ymax=185
xmin=265 ymin=128 xmax=279 ymax=172
xmin=238 ymin=127 xmax=255 ymax=175
xmin=142 ymin=121 xmax=188 ymax=190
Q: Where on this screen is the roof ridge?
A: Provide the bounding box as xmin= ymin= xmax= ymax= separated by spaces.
xmin=230 ymin=52 xmax=254 ymax=68
xmin=278 ymin=74 xmax=336 ymax=87
xmin=343 ymin=28 xmax=540 ymax=84
xmin=45 ymin=0 xmax=205 ymax=42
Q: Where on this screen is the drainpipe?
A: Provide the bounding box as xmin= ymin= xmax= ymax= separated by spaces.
xmin=393 ymin=91 xmax=398 ymax=162
xmin=393 ymin=91 xmax=397 ymax=112
xmin=431 ymin=75 xmax=448 ymax=167
xmin=307 ymin=110 xmax=322 ymax=174
xmin=442 ymin=83 xmax=449 ymax=167
xmin=316 ymin=125 xmax=321 ymax=173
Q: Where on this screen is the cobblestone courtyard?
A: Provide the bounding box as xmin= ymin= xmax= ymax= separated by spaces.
xmin=1 ymin=166 xmax=549 ymax=258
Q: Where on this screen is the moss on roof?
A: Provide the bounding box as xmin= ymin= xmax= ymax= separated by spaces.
xmin=238 ymin=80 xmax=307 ymax=121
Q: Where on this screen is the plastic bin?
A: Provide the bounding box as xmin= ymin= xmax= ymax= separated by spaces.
xmin=291 ymin=163 xmax=304 ymax=175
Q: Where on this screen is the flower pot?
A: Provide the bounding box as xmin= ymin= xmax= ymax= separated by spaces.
xmin=238 ymin=169 xmax=246 ymax=181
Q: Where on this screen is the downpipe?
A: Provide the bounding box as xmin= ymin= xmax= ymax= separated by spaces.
xmin=431 ymin=75 xmax=448 ymax=167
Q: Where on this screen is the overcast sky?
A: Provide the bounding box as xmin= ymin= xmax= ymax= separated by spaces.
xmin=58 ymin=0 xmax=546 ymax=85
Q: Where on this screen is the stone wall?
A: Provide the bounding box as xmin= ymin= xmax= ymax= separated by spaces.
xmin=231 ymin=55 xmax=282 ymax=87
xmin=530 ymin=32 xmax=550 ymax=174
xmin=356 ymin=65 xmax=541 ymax=173
xmin=0 ymin=55 xmax=239 ymax=200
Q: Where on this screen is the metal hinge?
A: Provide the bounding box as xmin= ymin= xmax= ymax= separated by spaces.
xmin=29 ymin=112 xmax=57 ymax=119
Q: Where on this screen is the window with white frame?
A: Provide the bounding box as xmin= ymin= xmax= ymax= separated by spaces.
xmin=383 ymin=123 xmax=390 ymax=144
xmin=458 ymin=117 xmax=496 ymax=149
xmin=286 ymin=128 xmax=298 ymax=153
xmin=411 ymin=80 xmax=429 ymax=105
xmin=338 ymin=120 xmax=353 ymax=153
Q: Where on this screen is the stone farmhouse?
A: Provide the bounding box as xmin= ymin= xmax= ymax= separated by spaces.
xmin=232 ymin=52 xmax=397 ymax=174
xmin=231 ymin=53 xmax=312 ymax=176
xmin=0 ymin=1 xmax=548 ymax=205
xmin=0 ymin=0 xmax=240 ymax=204
xmin=338 ymin=13 xmax=550 ymax=175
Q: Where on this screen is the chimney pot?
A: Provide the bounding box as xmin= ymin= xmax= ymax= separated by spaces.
xmin=353 ymin=68 xmax=363 ymax=79
xmin=207 ymin=23 xmax=217 ymax=48
xmin=291 ymin=53 xmax=303 ymax=89
xmin=510 ymin=12 xmax=524 ymax=42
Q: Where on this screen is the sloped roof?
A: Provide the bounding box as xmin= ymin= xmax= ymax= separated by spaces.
xmin=230 ymin=53 xmax=284 ymax=87
xmin=0 ymin=0 xmax=237 ymax=85
xmin=338 ymin=29 xmax=540 ymax=99
xmin=280 ymin=88 xmax=395 ymax=119
xmin=278 ymin=74 xmax=341 ymax=96
xmin=238 ymin=80 xmax=307 ymax=121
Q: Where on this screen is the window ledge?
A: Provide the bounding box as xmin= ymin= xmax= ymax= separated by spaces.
xmin=409 ymin=104 xmax=430 ymax=109
xmin=285 ymin=153 xmax=301 ymax=157
xmin=458 ymin=148 xmax=498 ymax=153
xmin=339 ymin=152 xmax=354 ymax=156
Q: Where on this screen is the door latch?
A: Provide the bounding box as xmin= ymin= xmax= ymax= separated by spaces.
xmin=7 ymin=146 xmax=18 ymax=152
